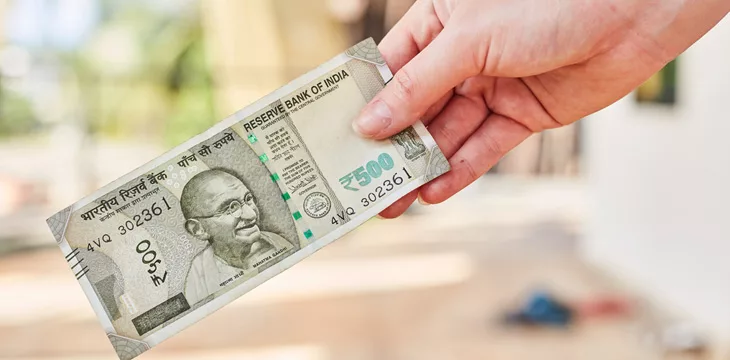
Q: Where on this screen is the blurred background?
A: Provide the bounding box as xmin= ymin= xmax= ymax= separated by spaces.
xmin=0 ymin=0 xmax=727 ymax=359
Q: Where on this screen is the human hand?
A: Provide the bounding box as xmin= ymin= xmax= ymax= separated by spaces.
xmin=352 ymin=0 xmax=729 ymax=218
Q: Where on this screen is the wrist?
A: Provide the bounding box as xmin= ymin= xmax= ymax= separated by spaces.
xmin=624 ymin=0 xmax=729 ymax=64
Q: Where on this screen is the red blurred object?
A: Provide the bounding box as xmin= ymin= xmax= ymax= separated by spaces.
xmin=575 ymin=296 xmax=635 ymax=319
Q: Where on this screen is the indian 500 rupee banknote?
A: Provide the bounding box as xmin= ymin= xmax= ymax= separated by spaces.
xmin=45 ymin=38 xmax=450 ymax=360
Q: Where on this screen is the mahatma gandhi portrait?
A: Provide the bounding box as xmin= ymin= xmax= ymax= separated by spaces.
xmin=180 ymin=169 xmax=294 ymax=305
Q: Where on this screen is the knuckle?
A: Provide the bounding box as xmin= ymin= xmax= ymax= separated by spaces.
xmin=392 ymin=68 xmax=416 ymax=103
xmin=417 ymin=13 xmax=444 ymax=46
xmin=453 ymin=157 xmax=480 ymax=185
xmin=460 ymin=158 xmax=480 ymax=183
xmin=435 ymin=122 xmax=459 ymax=149
xmin=482 ymin=130 xmax=507 ymax=159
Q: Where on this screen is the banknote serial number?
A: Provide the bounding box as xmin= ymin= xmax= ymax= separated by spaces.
xmin=339 ymin=153 xmax=396 ymax=191
xmin=86 ymin=234 xmax=112 ymax=253
xmin=360 ymin=169 xmax=413 ymax=207
xmin=117 ymin=197 xmax=173 ymax=235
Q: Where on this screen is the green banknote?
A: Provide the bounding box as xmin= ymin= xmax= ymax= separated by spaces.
xmin=46 ymin=38 xmax=450 ymax=360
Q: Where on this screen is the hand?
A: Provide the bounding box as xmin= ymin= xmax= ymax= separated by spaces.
xmin=352 ymin=0 xmax=729 ymax=218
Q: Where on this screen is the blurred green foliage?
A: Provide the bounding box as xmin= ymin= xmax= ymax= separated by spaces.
xmin=0 ymin=0 xmax=216 ymax=146
xmin=636 ymin=59 xmax=678 ymax=105
xmin=0 ymin=86 xmax=37 ymax=137
xmin=81 ymin=1 xmax=215 ymax=147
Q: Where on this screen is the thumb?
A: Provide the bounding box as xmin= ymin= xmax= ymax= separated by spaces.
xmin=352 ymin=29 xmax=476 ymax=139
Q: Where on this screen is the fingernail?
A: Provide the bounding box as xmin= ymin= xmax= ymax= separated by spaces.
xmin=417 ymin=193 xmax=430 ymax=206
xmin=352 ymin=100 xmax=392 ymax=138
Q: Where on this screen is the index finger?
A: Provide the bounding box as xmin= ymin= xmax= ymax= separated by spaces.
xmin=378 ymin=0 xmax=447 ymax=72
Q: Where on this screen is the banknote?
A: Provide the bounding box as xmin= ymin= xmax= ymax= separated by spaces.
xmin=45 ymin=38 xmax=450 ymax=360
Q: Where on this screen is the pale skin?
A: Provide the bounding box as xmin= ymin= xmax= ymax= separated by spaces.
xmin=351 ymin=0 xmax=730 ymax=218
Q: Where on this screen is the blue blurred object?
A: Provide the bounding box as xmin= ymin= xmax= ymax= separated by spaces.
xmin=502 ymin=290 xmax=575 ymax=328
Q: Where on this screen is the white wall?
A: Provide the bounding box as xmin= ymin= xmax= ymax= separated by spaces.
xmin=582 ymin=16 xmax=730 ymax=339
